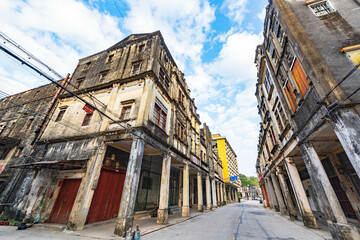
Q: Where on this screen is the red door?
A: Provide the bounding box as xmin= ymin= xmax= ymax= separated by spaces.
xmin=49 ymin=179 xmax=81 ymax=224
xmin=86 ymin=168 xmax=126 ymax=223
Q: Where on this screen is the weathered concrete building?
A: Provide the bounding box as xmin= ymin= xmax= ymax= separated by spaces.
xmin=255 ymin=1 xmax=360 ymax=239
xmin=0 ymin=79 xmax=69 ymax=217
xmin=212 ymin=134 xmax=240 ymax=203
xmin=0 ymin=31 xmax=226 ymax=237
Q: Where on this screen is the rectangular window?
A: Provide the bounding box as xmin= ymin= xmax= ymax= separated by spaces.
xmin=120 ymin=106 xmax=131 ymax=120
xmin=98 ymin=73 xmax=107 ymax=83
xmin=159 ymin=68 xmax=170 ymax=91
xmin=264 ymin=69 xmax=273 ymax=93
xmin=268 ymin=42 xmax=279 ymax=66
xmin=83 ymin=61 xmax=91 ymax=70
xmin=82 ymin=113 xmax=92 ymax=126
xmin=107 ymin=54 xmax=114 ymax=63
xmin=176 ymin=122 xmax=185 ymax=141
xmin=153 ymin=100 xmax=167 ymax=131
xmin=138 ymin=44 xmax=145 ymax=53
xmin=309 ymin=1 xmax=334 ymax=16
xmin=274 ymin=103 xmax=285 ymax=132
xmin=24 ymin=118 xmax=34 ymax=131
xmin=132 ymin=62 xmax=141 ymax=75
xmin=56 ymin=108 xmax=66 ymax=122
xmin=291 ymin=59 xmax=310 ymax=97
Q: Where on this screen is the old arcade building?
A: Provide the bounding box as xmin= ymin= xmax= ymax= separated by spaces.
xmin=255 ymin=1 xmax=360 ymax=239
xmin=0 ymin=31 xmax=226 ymax=237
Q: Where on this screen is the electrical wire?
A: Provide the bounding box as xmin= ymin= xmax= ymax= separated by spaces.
xmin=0 ymin=36 xmax=169 ymax=155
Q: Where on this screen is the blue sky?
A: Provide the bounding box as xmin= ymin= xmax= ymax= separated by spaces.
xmin=0 ymin=0 xmax=268 ymax=176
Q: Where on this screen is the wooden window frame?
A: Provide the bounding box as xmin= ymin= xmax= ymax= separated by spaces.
xmin=56 ymin=108 xmax=67 ymax=122
xmin=82 ymin=113 xmax=93 ymax=126
xmin=106 ymin=54 xmax=114 ymax=63
xmin=131 ymin=62 xmax=141 ymax=75
xmin=120 ymin=105 xmax=132 ymax=120
xmin=98 ymin=73 xmax=108 ymax=83
xmin=153 ymin=101 xmax=167 ymax=131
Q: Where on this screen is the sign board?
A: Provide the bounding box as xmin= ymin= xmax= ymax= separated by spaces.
xmin=229 ymin=176 xmax=238 ymax=182
xmin=83 ymin=104 xmax=95 ymax=114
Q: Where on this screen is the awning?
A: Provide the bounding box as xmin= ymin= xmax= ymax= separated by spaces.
xmin=10 ymin=159 xmax=87 ymax=170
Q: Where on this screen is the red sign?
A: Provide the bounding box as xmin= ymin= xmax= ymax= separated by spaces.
xmin=83 ymin=104 xmax=94 ymax=114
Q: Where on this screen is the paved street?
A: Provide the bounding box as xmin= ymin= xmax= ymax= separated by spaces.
xmin=142 ymin=201 xmax=330 ymax=240
xmin=0 ymin=201 xmax=331 ymax=240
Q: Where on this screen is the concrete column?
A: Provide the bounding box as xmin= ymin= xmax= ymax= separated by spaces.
xmin=271 ymin=173 xmax=287 ymax=215
xmin=261 ymin=183 xmax=269 ymax=207
xmin=276 ymin=167 xmax=297 ymax=220
xmin=227 ymin=187 xmax=231 ymax=202
xmin=67 ymin=141 xmax=106 ymax=230
xmin=216 ymin=182 xmax=220 ymax=206
xmin=265 ymin=177 xmax=277 ymax=209
xmin=284 ymin=157 xmax=318 ymax=228
xmin=235 ymin=189 xmax=239 ymax=202
xmin=114 ymin=135 xmax=145 ymax=237
xmin=211 ymin=179 xmax=217 ymax=208
xmin=300 ymin=142 xmax=359 ymax=239
xmin=206 ymin=175 xmax=212 ymax=210
xmin=182 ymin=164 xmax=190 ymax=217
xmin=223 ymin=184 xmax=227 ymax=204
xmin=197 ymin=173 xmax=203 ymax=212
xmin=220 ymin=183 xmax=225 ymax=205
xmin=331 ymin=108 xmax=360 ymax=179
xmin=157 ymin=154 xmax=171 ymax=224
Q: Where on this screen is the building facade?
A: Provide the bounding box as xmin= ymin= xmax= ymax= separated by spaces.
xmin=255 ymin=1 xmax=360 ymax=239
xmin=212 ymin=134 xmax=240 ymax=202
xmin=0 ymin=31 xmax=226 ymax=237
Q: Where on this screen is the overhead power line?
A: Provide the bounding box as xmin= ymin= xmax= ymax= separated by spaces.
xmin=0 ymin=31 xmax=166 ymax=154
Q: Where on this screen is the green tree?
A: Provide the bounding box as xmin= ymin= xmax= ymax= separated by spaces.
xmin=239 ymin=174 xmax=259 ymax=187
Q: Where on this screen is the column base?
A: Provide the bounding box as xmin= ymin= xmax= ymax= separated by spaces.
xmin=328 ymin=222 xmax=360 ymax=240
xmin=67 ymin=220 xmax=84 ymax=231
xmin=213 ymin=204 xmax=217 ymax=208
xmin=182 ymin=206 xmax=190 ymax=217
xmin=279 ymin=207 xmax=288 ymax=215
xmin=206 ymin=204 xmax=212 ymax=210
xmin=197 ymin=205 xmax=204 ymax=212
xmin=302 ymin=214 xmax=318 ymax=229
xmin=157 ymin=209 xmax=168 ymax=224
xmin=114 ymin=216 xmax=134 ymax=237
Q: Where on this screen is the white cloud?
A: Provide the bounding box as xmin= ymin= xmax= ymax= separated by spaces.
xmin=0 ymin=0 xmax=123 ymax=94
xmin=122 ymin=0 xmax=215 ymax=70
xmin=221 ymin=0 xmax=248 ymax=25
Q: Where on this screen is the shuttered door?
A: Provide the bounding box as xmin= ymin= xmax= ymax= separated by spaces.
xmin=86 ymin=168 xmax=126 ymax=223
xmin=49 ymin=179 xmax=81 ymax=224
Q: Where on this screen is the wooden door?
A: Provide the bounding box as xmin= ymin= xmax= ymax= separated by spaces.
xmin=49 ymin=179 xmax=81 ymax=224
xmin=86 ymin=168 xmax=126 ymax=223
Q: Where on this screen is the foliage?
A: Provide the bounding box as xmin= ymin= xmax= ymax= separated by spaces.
xmin=239 ymin=174 xmax=259 ymax=187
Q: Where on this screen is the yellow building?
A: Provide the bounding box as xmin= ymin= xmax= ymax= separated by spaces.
xmin=212 ymin=134 xmax=241 ymax=187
